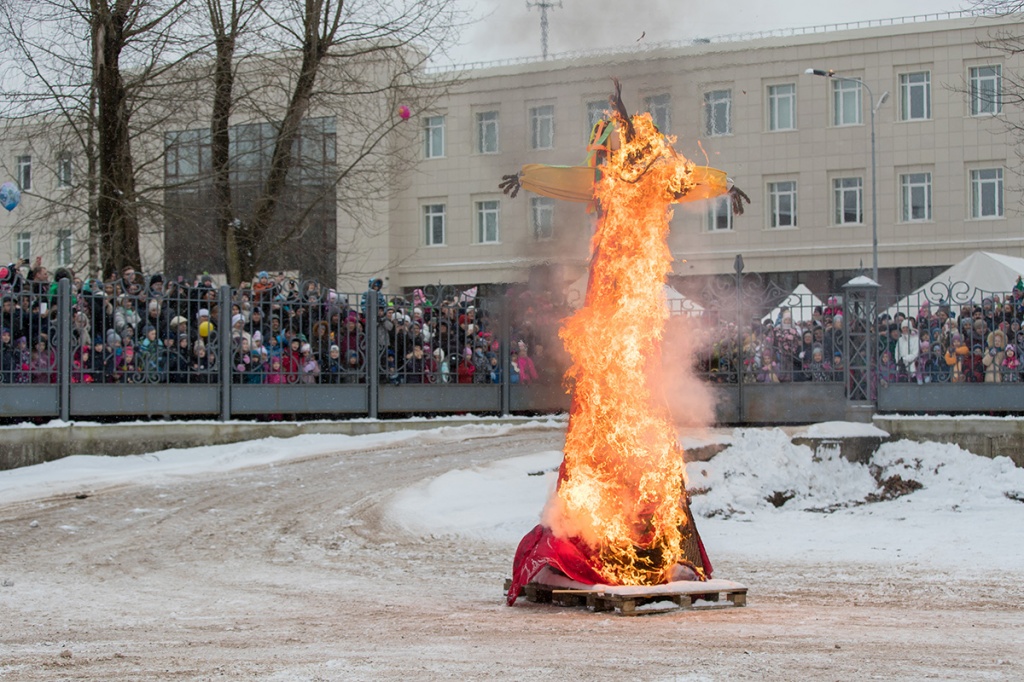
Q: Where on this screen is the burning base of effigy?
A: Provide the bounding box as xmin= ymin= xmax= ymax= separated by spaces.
xmin=503 ymin=81 xmax=749 ymax=610
xmin=507 ymin=568 xmax=747 ymax=616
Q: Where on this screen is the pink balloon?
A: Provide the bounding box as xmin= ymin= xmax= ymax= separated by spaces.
xmin=398 ymin=105 xmax=411 ymax=120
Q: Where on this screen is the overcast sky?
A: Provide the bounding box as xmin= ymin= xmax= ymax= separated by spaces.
xmin=451 ymin=0 xmax=973 ymax=64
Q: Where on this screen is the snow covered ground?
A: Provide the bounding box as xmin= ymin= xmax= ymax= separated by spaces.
xmin=2 ymin=420 xmax=1023 ymax=680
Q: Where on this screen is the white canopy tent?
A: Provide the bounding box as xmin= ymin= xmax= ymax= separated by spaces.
xmin=886 ymin=251 xmax=1024 ymax=318
xmin=761 ymin=284 xmax=824 ymax=325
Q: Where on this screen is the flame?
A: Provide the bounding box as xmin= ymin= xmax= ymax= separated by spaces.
xmin=547 ymin=112 xmax=704 ymax=586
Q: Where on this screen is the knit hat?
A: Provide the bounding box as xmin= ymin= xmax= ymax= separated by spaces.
xmin=231 ymin=314 xmax=244 ymax=326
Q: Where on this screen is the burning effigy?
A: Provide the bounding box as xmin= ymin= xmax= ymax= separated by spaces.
xmin=502 ymin=81 xmax=748 ymax=606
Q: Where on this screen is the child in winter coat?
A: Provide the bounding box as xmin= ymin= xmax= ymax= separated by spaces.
xmin=878 ymin=349 xmax=898 ymax=387
xmin=1001 ymin=343 xmax=1020 ymax=382
xmin=945 ymin=334 xmax=969 ymax=382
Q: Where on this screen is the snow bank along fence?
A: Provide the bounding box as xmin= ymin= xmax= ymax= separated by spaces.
xmin=3 ymin=276 xmax=1024 ymax=427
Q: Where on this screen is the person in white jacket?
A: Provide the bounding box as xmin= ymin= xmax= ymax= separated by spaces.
xmin=895 ymin=319 xmax=921 ymax=384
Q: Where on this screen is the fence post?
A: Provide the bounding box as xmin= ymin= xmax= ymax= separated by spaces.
xmin=219 ymin=284 xmax=232 ymax=421
xmin=733 ymin=255 xmax=745 ymax=420
xmin=843 ymin=276 xmax=880 ymax=422
xmin=499 ymin=295 xmax=511 ymax=416
xmin=366 ymin=288 xmax=379 ymax=419
xmin=58 ymin=278 xmax=72 ymax=422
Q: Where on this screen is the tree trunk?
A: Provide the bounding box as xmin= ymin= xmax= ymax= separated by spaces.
xmin=211 ymin=32 xmax=239 ymax=284
xmin=92 ymin=2 xmax=142 ymax=279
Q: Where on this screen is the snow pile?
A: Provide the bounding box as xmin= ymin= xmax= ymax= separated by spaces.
xmin=872 ymin=440 xmax=1024 ymax=510
xmin=686 ymin=428 xmax=878 ymax=517
xmin=388 ymin=450 xmax=560 ymax=544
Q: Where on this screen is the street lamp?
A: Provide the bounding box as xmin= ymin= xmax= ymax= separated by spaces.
xmin=805 ymin=68 xmax=889 ymax=283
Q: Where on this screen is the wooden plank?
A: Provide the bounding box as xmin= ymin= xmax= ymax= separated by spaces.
xmin=508 ymin=578 xmax=748 ymax=616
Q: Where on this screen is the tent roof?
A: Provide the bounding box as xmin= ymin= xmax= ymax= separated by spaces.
xmin=887 ymin=251 xmax=1024 ymax=317
xmin=762 ymin=284 xmax=824 ymax=325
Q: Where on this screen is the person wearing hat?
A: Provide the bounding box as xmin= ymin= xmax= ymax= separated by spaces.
xmin=960 ymin=343 xmax=984 ymax=383
xmin=1001 ymin=343 xmax=1021 ymax=382
xmin=167 ymin=332 xmax=193 ymax=383
xmin=298 ymin=342 xmax=320 ymax=384
xmin=894 ymin=318 xmax=920 ymax=384
xmin=361 ymin=277 xmax=384 ymax=315
xmin=323 ymin=343 xmax=343 ymax=383
xmin=0 ymin=325 xmax=17 ymax=383
xmin=944 ymin=333 xmax=969 ymax=383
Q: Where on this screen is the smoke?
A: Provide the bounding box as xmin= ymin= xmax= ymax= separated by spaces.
xmin=660 ymin=314 xmax=718 ymax=431
xmin=453 ymin=0 xmax=954 ymax=64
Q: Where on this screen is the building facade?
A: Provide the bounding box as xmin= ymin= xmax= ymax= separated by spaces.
xmin=392 ymin=13 xmax=1024 ymax=297
xmin=3 ymin=13 xmax=1022 ymax=297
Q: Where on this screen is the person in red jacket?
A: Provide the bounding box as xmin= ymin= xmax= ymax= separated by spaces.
xmin=456 ymin=347 xmax=475 ymax=384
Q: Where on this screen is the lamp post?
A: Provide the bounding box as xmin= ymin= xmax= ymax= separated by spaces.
xmin=805 ymin=69 xmax=888 ymax=283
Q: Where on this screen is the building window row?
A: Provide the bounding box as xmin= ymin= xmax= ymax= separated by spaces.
xmin=420 ymin=197 xmax=556 ymax=246
xmin=10 ymin=229 xmax=74 ymax=266
xmin=705 ymin=167 xmax=1003 ymax=232
xmin=700 ymin=65 xmax=999 ymax=137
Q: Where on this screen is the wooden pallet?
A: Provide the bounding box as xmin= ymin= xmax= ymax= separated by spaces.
xmin=506 ymin=578 xmax=748 ymax=616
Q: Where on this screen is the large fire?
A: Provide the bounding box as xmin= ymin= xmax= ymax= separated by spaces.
xmin=550 ymin=112 xmax=719 ymax=585
xmin=506 ymin=87 xmax=732 ymax=604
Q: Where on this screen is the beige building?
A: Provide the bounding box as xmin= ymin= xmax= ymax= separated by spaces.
xmin=3 ymin=12 xmax=1023 ymax=296
xmin=391 ymin=12 xmax=1024 ymax=297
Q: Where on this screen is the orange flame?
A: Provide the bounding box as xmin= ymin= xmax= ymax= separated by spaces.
xmin=546 ymin=112 xmax=705 ymax=586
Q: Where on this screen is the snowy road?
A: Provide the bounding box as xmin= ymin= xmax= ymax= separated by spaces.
xmin=1 ymin=424 xmax=1022 ymax=680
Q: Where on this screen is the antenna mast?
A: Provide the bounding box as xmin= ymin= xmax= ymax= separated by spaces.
xmin=526 ymin=0 xmax=562 ymax=59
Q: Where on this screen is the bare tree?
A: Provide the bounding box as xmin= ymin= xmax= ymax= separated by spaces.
xmin=197 ymin=0 xmax=464 ymax=285
xmin=0 ymin=0 xmax=201 ymax=278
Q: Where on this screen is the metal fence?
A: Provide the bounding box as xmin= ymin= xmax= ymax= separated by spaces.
xmin=0 ymin=279 xmax=570 ymax=420
xmin=3 ymin=273 xmax=1024 ymax=423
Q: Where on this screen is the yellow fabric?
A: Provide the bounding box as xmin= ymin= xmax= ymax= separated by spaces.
xmin=519 ymin=163 xmax=728 ymax=205
xmin=519 ymin=164 xmax=598 ymax=203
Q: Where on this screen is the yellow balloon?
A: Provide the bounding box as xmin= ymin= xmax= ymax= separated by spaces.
xmin=199 ymin=321 xmax=214 ymax=337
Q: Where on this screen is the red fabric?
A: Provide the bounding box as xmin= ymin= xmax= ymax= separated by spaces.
xmin=507 ymin=525 xmax=605 ymax=606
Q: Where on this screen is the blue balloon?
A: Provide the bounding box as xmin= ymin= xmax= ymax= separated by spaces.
xmin=0 ymin=182 xmax=20 ymax=211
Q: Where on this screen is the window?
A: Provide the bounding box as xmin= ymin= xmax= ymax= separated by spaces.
xmin=832 ymin=79 xmax=862 ymax=126
xmin=706 ymin=195 xmax=732 ymax=232
xmin=899 ymin=72 xmax=931 ymax=121
xmin=833 ymin=177 xmax=863 ymax=225
xmin=530 ymin=105 xmax=554 ymax=149
xmin=586 ymin=100 xmax=607 ymax=130
xmin=531 ymin=197 xmax=555 ymax=240
xmin=476 ymin=200 xmax=500 ymax=243
xmin=56 ymin=229 xmax=72 ymax=266
xmin=970 ymin=65 xmax=1001 ymax=116
xmin=423 ymin=204 xmax=446 ymax=246
xmin=476 ymin=111 xmax=499 ymax=154
xmin=768 ymin=181 xmax=797 ymax=228
xmin=16 ymin=232 xmax=31 ymax=261
xmin=900 ymin=172 xmax=932 ymax=222
xmin=56 ymin=152 xmax=73 ymax=188
xmin=768 ymin=84 xmax=796 ymax=131
xmin=704 ymin=90 xmax=732 ymax=136
xmin=644 ymin=93 xmax=671 ymax=132
xmin=971 ymin=168 xmax=1003 ymax=219
xmin=424 ymin=115 xmax=445 ymax=158
xmin=16 ymin=155 xmax=31 ymax=191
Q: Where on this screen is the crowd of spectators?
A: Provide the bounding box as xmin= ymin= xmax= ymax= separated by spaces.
xmin=5 ymin=255 xmax=1024 ymax=392
xmin=692 ymin=279 xmax=1024 ymax=385
xmin=0 ymin=259 xmax=564 ymax=388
